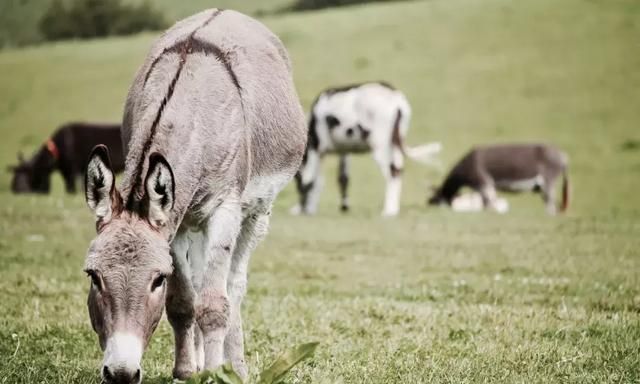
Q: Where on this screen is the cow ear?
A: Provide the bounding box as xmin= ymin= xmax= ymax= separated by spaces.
xmin=144 ymin=152 xmax=175 ymax=229
xmin=85 ymin=145 xmax=121 ymax=227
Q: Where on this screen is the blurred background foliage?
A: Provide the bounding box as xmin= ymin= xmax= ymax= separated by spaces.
xmin=39 ymin=0 xmax=167 ymax=42
xmin=0 ymin=0 xmax=409 ymax=49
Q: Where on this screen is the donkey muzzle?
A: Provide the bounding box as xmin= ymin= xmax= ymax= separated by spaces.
xmin=102 ymin=333 xmax=143 ymax=384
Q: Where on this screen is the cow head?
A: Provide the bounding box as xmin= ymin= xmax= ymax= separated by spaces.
xmin=8 ymin=152 xmax=34 ymax=193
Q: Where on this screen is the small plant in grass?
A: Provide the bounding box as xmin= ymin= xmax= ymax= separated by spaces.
xmin=180 ymin=342 xmax=319 ymax=384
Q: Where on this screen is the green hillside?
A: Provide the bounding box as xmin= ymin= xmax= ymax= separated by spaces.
xmin=0 ymin=0 xmax=639 ymax=382
xmin=0 ymin=0 xmax=292 ymax=48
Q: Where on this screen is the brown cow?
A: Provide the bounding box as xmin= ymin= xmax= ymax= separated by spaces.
xmin=9 ymin=122 xmax=124 ymax=193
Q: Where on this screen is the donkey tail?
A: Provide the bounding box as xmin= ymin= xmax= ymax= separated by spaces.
xmin=559 ymin=171 xmax=570 ymax=213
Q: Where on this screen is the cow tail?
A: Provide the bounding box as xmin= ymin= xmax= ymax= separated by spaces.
xmin=391 ymin=102 xmax=440 ymax=169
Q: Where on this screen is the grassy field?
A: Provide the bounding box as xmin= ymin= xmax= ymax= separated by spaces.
xmin=1 ymin=0 xmax=640 ymax=382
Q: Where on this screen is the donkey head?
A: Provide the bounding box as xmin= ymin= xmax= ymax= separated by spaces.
xmin=84 ymin=145 xmax=175 ymax=384
xmin=427 ymin=186 xmax=450 ymax=206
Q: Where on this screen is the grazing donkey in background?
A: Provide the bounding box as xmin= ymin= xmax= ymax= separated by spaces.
xmin=293 ymin=82 xmax=441 ymax=216
xmin=428 ymin=143 xmax=570 ymax=214
xmin=83 ymin=9 xmax=305 ymax=384
xmin=8 ymin=122 xmax=123 ymax=193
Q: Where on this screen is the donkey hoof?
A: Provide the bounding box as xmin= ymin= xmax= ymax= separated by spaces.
xmin=340 ymin=204 xmax=349 ymax=212
xmin=173 ymin=367 xmax=196 ymax=380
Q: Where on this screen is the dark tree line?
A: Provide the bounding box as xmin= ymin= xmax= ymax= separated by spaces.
xmin=39 ymin=0 xmax=167 ymax=41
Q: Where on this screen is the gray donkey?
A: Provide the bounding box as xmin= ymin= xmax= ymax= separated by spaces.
xmin=83 ymin=9 xmax=305 ymax=384
xmin=428 ymin=143 xmax=570 ymax=214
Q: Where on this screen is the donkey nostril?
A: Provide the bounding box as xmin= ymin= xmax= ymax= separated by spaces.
xmin=102 ymin=365 xmax=141 ymax=383
xmin=102 ymin=366 xmax=113 ymax=380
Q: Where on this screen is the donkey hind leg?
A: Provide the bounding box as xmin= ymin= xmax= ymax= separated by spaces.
xmin=338 ymin=154 xmax=350 ymax=212
xmin=224 ymin=204 xmax=272 ymax=379
xmin=541 ymin=177 xmax=558 ymax=215
xmin=373 ymin=144 xmax=403 ymax=217
xmin=167 ymin=231 xmax=198 ymax=379
xmin=196 ymin=197 xmax=243 ymax=371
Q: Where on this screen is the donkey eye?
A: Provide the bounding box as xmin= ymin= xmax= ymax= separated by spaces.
xmin=151 ymin=275 xmax=166 ymax=292
xmin=86 ymin=270 xmax=102 ymax=291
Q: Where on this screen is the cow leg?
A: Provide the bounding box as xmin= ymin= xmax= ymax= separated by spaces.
xmin=167 ymin=230 xmax=198 ymax=379
xmin=196 ymin=196 xmax=243 ymax=371
xmin=373 ymin=145 xmax=403 ymax=217
xmin=292 ymin=149 xmax=323 ymax=215
xmin=338 ymin=154 xmax=350 ymax=212
xmin=301 ymin=172 xmax=324 ymax=215
xmin=62 ymin=167 xmax=77 ymax=193
xmin=224 ymin=204 xmax=272 ymax=380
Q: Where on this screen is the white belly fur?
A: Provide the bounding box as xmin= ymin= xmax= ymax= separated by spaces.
xmin=496 ymin=175 xmax=544 ymax=192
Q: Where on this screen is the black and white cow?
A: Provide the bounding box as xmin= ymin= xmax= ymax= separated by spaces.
xmin=293 ymin=82 xmax=441 ymax=216
xmin=428 ymin=143 xmax=570 ymax=214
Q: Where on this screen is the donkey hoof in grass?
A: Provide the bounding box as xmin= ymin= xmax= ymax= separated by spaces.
xmin=172 ymin=367 xmax=196 ymax=381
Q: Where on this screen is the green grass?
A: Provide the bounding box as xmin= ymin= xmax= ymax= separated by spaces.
xmin=1 ymin=0 xmax=640 ymax=382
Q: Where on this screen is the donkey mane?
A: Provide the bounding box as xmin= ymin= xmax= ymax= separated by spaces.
xmin=126 ymin=9 xmax=239 ymax=211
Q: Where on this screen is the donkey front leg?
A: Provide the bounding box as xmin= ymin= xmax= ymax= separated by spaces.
xmin=196 ymin=198 xmax=243 ymax=371
xmin=293 ymin=148 xmax=323 ymax=215
xmin=167 ymin=231 xmax=198 ymax=379
xmin=224 ymin=207 xmax=271 ymax=379
xmin=479 ymin=183 xmax=508 ymax=214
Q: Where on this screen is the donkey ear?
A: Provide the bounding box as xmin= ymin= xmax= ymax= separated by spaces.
xmin=144 ymin=152 xmax=175 ymax=228
xmin=85 ymin=145 xmax=121 ymax=225
xmin=17 ymin=152 xmax=24 ymax=163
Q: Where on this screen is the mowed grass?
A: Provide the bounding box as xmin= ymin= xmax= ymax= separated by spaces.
xmin=1 ymin=0 xmax=640 ymax=382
